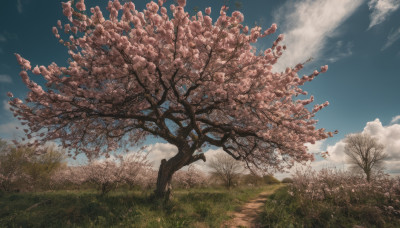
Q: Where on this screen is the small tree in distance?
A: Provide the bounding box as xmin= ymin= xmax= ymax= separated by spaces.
xmin=9 ymin=0 xmax=336 ymax=200
xmin=344 ymin=133 xmax=387 ymax=182
xmin=208 ymin=153 xmax=243 ymax=188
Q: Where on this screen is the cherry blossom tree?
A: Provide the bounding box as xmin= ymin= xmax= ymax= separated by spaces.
xmin=173 ymin=164 xmax=207 ymax=188
xmin=84 ymin=159 xmax=123 ymax=195
xmin=120 ymin=153 xmax=152 ymax=189
xmin=9 ymin=0 xmax=335 ymax=199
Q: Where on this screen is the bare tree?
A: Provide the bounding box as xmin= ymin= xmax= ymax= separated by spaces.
xmin=344 ymin=133 xmax=387 ymax=182
xmin=208 ymin=153 xmax=243 ymax=188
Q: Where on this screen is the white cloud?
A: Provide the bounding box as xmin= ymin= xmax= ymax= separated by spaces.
xmin=144 ymin=143 xmax=178 ymax=168
xmin=0 ymin=122 xmax=23 ymax=139
xmin=138 ymin=144 xmax=246 ymax=173
xmin=0 ymin=100 xmax=24 ymax=139
xmin=305 ymin=140 xmax=326 ymax=154
xmin=3 ymin=100 xmax=11 ymax=111
xmin=115 ymin=116 xmax=400 ymax=178
xmin=0 ymin=74 xmax=12 ymax=83
xmin=391 ymin=115 xmax=400 ymax=124
xmin=326 ymin=118 xmax=400 ymax=174
xmin=368 ymin=0 xmax=400 ymax=29
xmin=272 ymin=0 xmax=363 ymax=71
xmin=275 ymin=118 xmax=400 ymax=179
xmin=17 ymin=0 xmax=23 ymax=14
xmin=381 ymin=26 xmax=400 ymax=50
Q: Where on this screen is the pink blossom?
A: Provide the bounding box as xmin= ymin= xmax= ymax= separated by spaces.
xmin=57 ymin=20 xmax=62 ymax=28
xmin=177 ymin=0 xmax=186 ymax=7
xmin=232 ymin=11 xmax=244 ymax=23
xmin=205 ymin=7 xmax=211 ymax=15
xmin=6 ymin=92 xmax=13 ymax=98
xmin=52 ymin=27 xmax=58 ymax=36
xmin=9 ymin=0 xmax=336 ymax=197
xmin=76 ymin=0 xmax=86 ymax=11
xmin=19 ymin=71 xmax=30 ymax=84
xmin=113 ymin=0 xmax=122 ymax=10
xmin=15 ymin=54 xmax=31 ymax=70
xmin=64 ymin=24 xmax=71 ymax=33
xmin=61 ymin=1 xmax=72 ymax=20
xmin=214 ymin=72 xmax=225 ymax=83
xmin=320 ymin=65 xmax=328 ymax=73
xmin=32 ymin=65 xmax=41 ymax=75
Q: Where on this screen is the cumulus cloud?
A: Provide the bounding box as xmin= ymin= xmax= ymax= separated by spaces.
xmin=144 ymin=143 xmax=178 ymax=168
xmin=122 ymin=116 xmax=400 ymax=178
xmin=381 ymin=26 xmax=400 ymax=50
xmin=368 ymin=0 xmax=400 ymax=29
xmin=138 ymin=144 xmax=245 ymax=173
xmin=305 ymin=140 xmax=326 ymax=154
xmin=273 ymin=0 xmax=363 ymax=71
xmin=0 ymin=100 xmax=23 ymax=139
xmin=276 ymin=118 xmax=400 ymax=178
xmin=0 ymin=122 xmax=22 ymax=139
xmin=3 ymin=100 xmax=11 ymax=111
xmin=326 ymin=118 xmax=400 ymax=174
xmin=142 ymin=141 xmax=330 ymax=178
xmin=0 ymin=74 xmax=12 ymax=83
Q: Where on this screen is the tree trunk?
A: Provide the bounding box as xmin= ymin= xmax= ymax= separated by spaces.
xmin=154 ymin=158 xmax=175 ymax=201
xmin=153 ymin=144 xmax=207 ymax=201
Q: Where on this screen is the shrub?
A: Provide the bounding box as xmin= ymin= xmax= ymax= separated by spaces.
xmin=281 ymin=177 xmax=293 ymax=183
xmin=0 ymin=142 xmax=65 ymax=192
xmin=263 ymin=175 xmax=280 ymax=185
xmin=241 ymin=174 xmax=264 ymax=186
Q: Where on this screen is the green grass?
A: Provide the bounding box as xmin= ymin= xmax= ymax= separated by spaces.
xmin=0 ymin=185 xmax=278 ymax=227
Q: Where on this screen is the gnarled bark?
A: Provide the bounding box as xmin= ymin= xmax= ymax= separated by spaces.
xmin=154 ymin=145 xmax=206 ymax=201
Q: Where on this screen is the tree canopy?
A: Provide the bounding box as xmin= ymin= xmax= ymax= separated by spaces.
xmin=8 ymin=0 xmax=335 ymax=198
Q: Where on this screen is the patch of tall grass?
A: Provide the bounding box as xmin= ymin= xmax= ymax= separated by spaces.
xmin=260 ymin=169 xmax=400 ymax=227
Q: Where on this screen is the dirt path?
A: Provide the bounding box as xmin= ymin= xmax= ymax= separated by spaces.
xmin=221 ymin=185 xmax=281 ymax=228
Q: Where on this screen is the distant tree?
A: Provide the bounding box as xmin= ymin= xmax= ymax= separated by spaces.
xmin=0 ymin=138 xmax=7 ymax=152
xmin=208 ymin=153 xmax=243 ymax=188
xmin=173 ymin=164 xmax=207 ymax=188
xmin=22 ymin=145 xmax=66 ymax=190
xmin=120 ymin=153 xmax=152 ymax=189
xmin=263 ymin=174 xmax=280 ymax=185
xmin=241 ymin=173 xmax=264 ymax=186
xmin=84 ymin=159 xmax=123 ymax=195
xmin=51 ymin=166 xmax=88 ymax=190
xmin=9 ymin=0 xmax=335 ymax=200
xmin=0 ymin=141 xmax=28 ymax=192
xmin=281 ymin=177 xmax=293 ymax=183
xmin=344 ymin=133 xmax=387 ymax=182
xmin=0 ymin=142 xmax=65 ymax=192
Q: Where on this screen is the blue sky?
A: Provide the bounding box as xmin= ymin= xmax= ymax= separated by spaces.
xmin=0 ymin=0 xmax=400 ymax=174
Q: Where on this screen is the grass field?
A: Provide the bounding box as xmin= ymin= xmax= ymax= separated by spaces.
xmin=0 ymin=185 xmax=280 ymax=227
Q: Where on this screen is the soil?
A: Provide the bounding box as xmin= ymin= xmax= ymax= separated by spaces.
xmin=221 ymin=185 xmax=281 ymax=228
